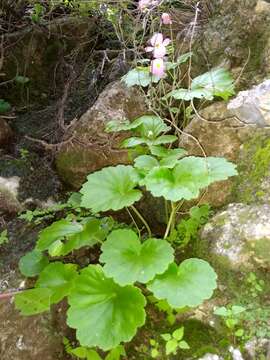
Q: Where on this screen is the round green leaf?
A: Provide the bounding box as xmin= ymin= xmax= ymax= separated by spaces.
xmin=100 ymin=229 xmax=174 ymax=285
xmin=67 ymin=265 xmax=146 ymax=351
xmin=80 ymin=165 xmax=142 ymax=213
xmin=15 ymin=288 xmax=52 ymax=315
xmin=19 ymin=250 xmax=49 ymax=277
xmin=148 ymin=259 xmax=217 ymax=308
xmin=36 ymin=219 xmax=83 ymax=251
xmin=134 ymin=155 xmax=159 ymax=172
xmin=143 ymin=156 xmax=237 ymax=202
xmin=36 ymin=262 xmax=78 ymax=304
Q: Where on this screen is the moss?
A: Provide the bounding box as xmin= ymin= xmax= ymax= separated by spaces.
xmin=248 ymin=238 xmax=270 ymax=264
xmin=233 ymin=134 xmax=270 ymax=203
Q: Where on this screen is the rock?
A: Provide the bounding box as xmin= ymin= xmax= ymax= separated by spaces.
xmin=194 ymin=0 xmax=270 ymax=85
xmin=201 ymin=203 xmax=270 ymax=271
xmin=0 ymin=119 xmax=13 ymax=147
xmin=179 ymin=96 xmax=270 ymax=207
xmin=56 ymin=80 xmax=147 ymax=188
xmin=0 ymin=177 xmax=22 ymax=216
xmin=227 ymin=79 xmax=270 ymax=126
xmin=229 ymin=347 xmax=244 ymax=360
xmin=198 ymin=354 xmax=223 ymax=360
xmin=0 ymin=271 xmax=64 ymax=360
xmin=245 ymin=337 xmax=270 ymax=359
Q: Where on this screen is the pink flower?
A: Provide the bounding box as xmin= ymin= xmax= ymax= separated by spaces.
xmin=145 ymin=33 xmax=171 ymax=58
xmin=138 ymin=0 xmax=159 ymax=11
xmin=151 ymin=58 xmax=165 ymax=77
xmin=161 ymin=12 xmax=172 ymax=25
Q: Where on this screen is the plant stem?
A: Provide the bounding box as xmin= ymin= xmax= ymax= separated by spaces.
xmin=130 ymin=205 xmax=152 ymax=238
xmin=164 ymin=202 xmax=176 ymax=239
xmin=164 ymin=199 xmax=169 ymax=223
xmin=126 ymin=207 xmax=141 ymax=238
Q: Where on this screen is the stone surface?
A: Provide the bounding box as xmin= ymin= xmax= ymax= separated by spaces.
xmin=0 ymin=118 xmax=13 ymax=147
xmin=198 ymin=355 xmax=223 ymax=360
xmin=179 ymin=100 xmax=270 ymax=207
xmin=194 ymin=0 xmax=270 ymax=86
xmin=227 ymin=79 xmax=270 ymax=126
xmin=0 ymin=271 xmax=64 ymax=360
xmin=56 ymin=80 xmax=147 ymax=189
xmin=0 ymin=177 xmax=22 ymax=216
xmin=201 ymin=203 xmax=270 ymax=270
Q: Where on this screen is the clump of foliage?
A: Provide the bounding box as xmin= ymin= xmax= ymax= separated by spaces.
xmin=13 ymin=0 xmax=238 ymax=357
xmin=15 ymin=113 xmax=237 ymax=355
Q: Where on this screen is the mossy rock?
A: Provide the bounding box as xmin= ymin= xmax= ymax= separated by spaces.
xmin=233 ymin=133 xmax=270 ymax=204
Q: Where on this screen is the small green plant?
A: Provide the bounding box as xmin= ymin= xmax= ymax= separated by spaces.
xmin=149 ymin=338 xmax=160 ymax=358
xmin=246 ymin=272 xmax=265 ymax=298
xmin=63 ymin=338 xmax=125 ymax=360
xmin=14 ymin=114 xmax=237 ymax=352
xmin=168 ymin=204 xmax=211 ymax=247
xmin=0 ymin=99 xmax=11 ymax=113
xmin=214 ymin=305 xmax=246 ymax=342
xmin=30 ymin=3 xmax=45 ymax=23
xmin=161 ymin=327 xmax=190 ymax=355
xmin=0 ymin=229 xmax=8 ymax=245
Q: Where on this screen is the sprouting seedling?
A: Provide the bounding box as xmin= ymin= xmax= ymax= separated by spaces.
xmin=161 ymin=327 xmax=190 ymax=355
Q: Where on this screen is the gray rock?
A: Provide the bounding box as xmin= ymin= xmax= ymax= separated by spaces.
xmin=56 ymin=80 xmax=147 ymax=189
xmin=179 ymin=101 xmax=270 ymax=207
xmin=0 ymin=271 xmax=64 ymax=360
xmin=201 ymin=203 xmax=270 ymax=270
xmin=0 ymin=177 xmax=23 ymax=216
xmin=227 ymin=79 xmax=270 ymax=126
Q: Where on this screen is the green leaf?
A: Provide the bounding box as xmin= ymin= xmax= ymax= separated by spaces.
xmin=122 ymin=67 xmax=160 ymax=87
xmin=166 ymin=88 xmax=213 ymax=101
xmin=166 ymin=52 xmax=193 ymax=70
xmin=15 ymin=75 xmax=30 ymax=84
xmin=15 ymin=288 xmax=52 ymax=315
xmin=143 ymin=156 xmax=237 ymax=202
xmin=100 ymin=229 xmax=174 ymax=285
xmin=134 ymin=155 xmax=159 ymax=172
xmin=107 ymin=115 xmax=169 ymax=138
xmin=105 ymin=345 xmax=126 ymax=360
xmin=36 ymin=262 xmax=78 ymax=304
xmin=0 ymin=99 xmax=11 ymax=113
xmin=173 ymin=327 xmax=184 ymax=341
xmin=151 ymin=348 xmax=159 ymax=358
xmin=105 ymin=119 xmax=132 ymax=133
xmin=191 ymin=68 xmax=235 ymax=100
xmin=80 ymin=165 xmax=142 ymax=213
xmin=148 ymin=259 xmax=217 ymax=308
xmin=0 ymin=229 xmax=9 ymax=245
xmin=72 ymin=348 xmax=102 ymax=360
xmin=235 ymin=329 xmax=244 ymax=337
xmin=149 ymin=146 xmax=186 ymax=159
xmin=67 ymin=265 xmax=146 ymax=351
xmin=121 ymin=135 xmax=177 ymax=148
xmin=121 ymin=137 xmax=146 ymax=148
xmin=36 ymin=219 xmax=83 ymax=251
xmin=165 ymin=339 xmax=178 ymax=355
xmin=231 ymin=305 xmax=246 ymax=315
xmin=161 ymin=333 xmax=172 ymax=341
xmin=60 ymin=218 xmax=106 ymax=256
xmin=19 ymin=250 xmax=49 ymax=277
xmin=179 ymin=340 xmax=190 ymax=349
xmin=166 ymin=68 xmax=235 ymax=101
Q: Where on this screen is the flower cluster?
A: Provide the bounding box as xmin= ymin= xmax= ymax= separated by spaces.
xmin=145 ymin=33 xmax=171 ymax=77
xmin=138 ymin=0 xmax=173 ymax=78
